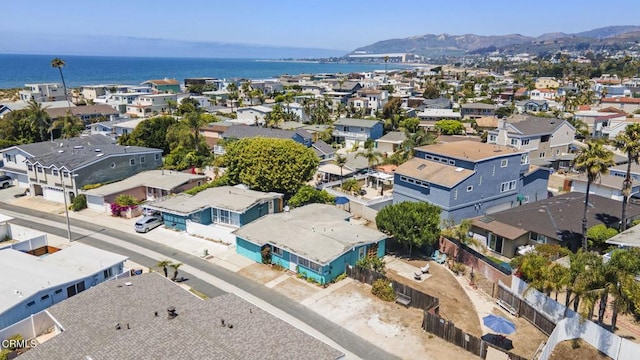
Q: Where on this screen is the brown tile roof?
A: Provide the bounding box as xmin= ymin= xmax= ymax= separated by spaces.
xmin=144 ymin=79 xmax=179 ymax=85
xmin=472 ymin=217 xmax=528 ymax=239
xmin=45 ymin=105 xmax=119 ymax=119
xmin=415 ymin=140 xmax=523 ymax=162
xmin=395 ymin=157 xmax=474 ymax=187
xmin=474 ymin=116 xmax=498 ymax=128
xmin=602 ymin=97 xmax=640 ymax=104
xmin=598 ymin=106 xmax=628 ymax=115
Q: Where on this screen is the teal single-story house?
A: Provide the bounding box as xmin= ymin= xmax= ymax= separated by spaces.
xmin=145 ymin=185 xmax=283 ymax=244
xmin=233 ymin=204 xmax=387 ymax=284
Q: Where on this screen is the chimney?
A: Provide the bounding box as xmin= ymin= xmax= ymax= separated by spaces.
xmin=167 ymin=306 xmax=177 ymax=319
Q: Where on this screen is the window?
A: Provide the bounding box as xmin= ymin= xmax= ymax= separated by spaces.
xmin=492 ymin=165 xmax=496 ymax=176
xmin=510 ymin=138 xmax=518 ymax=146
xmin=130 ymin=158 xmax=135 ymax=166
xmin=220 ymin=209 xmax=230 ymax=224
xmin=467 ymin=185 xmax=473 ymax=192
xmin=103 ymin=268 xmax=113 ymax=279
xmin=62 ymin=171 xmax=69 ymax=178
xmin=500 ymin=180 xmax=517 ymax=193
xmin=298 ymin=257 xmax=321 ymax=272
xmin=501 ymin=159 xmax=508 ymax=168
xmin=140 ymin=156 xmax=145 ymax=164
xmin=4 ymin=154 xmax=15 ymax=163
xmin=27 ymin=164 xmax=33 ymax=171
xmin=155 ymin=153 xmax=161 ymax=161
xmin=539 ymin=152 xmax=545 ymax=158
xmin=52 ymin=169 xmax=59 ymax=176
xmin=541 ymin=135 xmax=550 ymax=142
xmin=272 ymin=246 xmax=283 ymax=256
xmin=489 ymin=135 xmax=497 ymax=142
xmin=54 ymin=289 xmax=62 ymax=294
xmin=529 ymin=232 xmax=547 ymax=244
xmin=454 ymin=188 xmax=458 ymax=200
xmin=26 ymin=301 xmax=36 ymax=307
xmin=448 ymin=160 xmax=455 ymax=165
xmin=36 ymin=166 xmax=43 ymax=173
xmin=520 ymin=153 xmax=529 ymax=165
xmin=522 ymin=139 xmax=530 ymax=145
xmin=358 ymin=247 xmax=365 ymax=259
xmin=110 ymin=162 xmax=116 ymax=168
xmin=41 ymin=295 xmax=50 ymax=301
xmin=479 ymin=176 xmax=483 ymax=186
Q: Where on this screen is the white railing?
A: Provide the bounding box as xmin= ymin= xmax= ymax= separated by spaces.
xmin=106 ymin=269 xmax=131 ymax=281
xmin=332 ymin=130 xmax=369 ymax=140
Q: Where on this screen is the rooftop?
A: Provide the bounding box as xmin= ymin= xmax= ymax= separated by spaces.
xmin=19 ymin=273 xmax=343 ymax=360
xmin=376 ymin=131 xmax=406 ymax=144
xmin=45 ymin=105 xmax=119 ymax=119
xmin=414 ymin=140 xmax=523 ymax=162
xmin=395 ymin=157 xmax=474 ymax=187
xmin=570 ymin=173 xmax=640 ymax=190
xmin=334 ymin=118 xmax=383 ymax=128
xmin=606 ymin=224 xmax=640 ymax=248
xmin=233 ymin=204 xmax=386 ymax=264
xmin=222 ymin=125 xmax=312 ymax=141
xmin=461 ymin=103 xmax=497 ymax=110
xmin=83 ymin=170 xmax=207 ymax=196
xmin=142 ymin=79 xmax=179 ymax=85
xmin=0 ymin=244 xmax=127 ymax=313
xmin=504 ymin=114 xmax=567 ymax=136
xmin=147 ymin=185 xmax=282 ymax=215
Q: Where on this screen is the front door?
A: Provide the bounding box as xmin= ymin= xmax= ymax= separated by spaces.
xmin=289 ymin=254 xmax=298 ymax=272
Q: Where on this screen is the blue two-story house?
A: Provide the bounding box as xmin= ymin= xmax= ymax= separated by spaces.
xmin=233 ymin=204 xmax=387 ymax=284
xmin=393 ymin=140 xmax=549 ymax=224
xmin=332 ymin=118 xmax=384 ymax=149
xmin=146 ymin=185 xmax=283 ymax=244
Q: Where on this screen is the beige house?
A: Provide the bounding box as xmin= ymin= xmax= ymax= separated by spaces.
xmin=534 ymin=77 xmax=559 ymax=89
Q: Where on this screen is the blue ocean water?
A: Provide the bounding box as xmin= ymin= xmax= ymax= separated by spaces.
xmin=0 ymin=54 xmax=407 ymax=89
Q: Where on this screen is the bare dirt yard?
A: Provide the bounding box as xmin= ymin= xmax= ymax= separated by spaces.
xmin=548 ymin=339 xmax=612 ymax=360
xmin=237 ymin=263 xmax=284 ymax=284
xmin=273 ymin=277 xmax=320 ymax=302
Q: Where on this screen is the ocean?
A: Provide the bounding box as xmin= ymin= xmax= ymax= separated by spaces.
xmin=0 ymin=54 xmax=409 ymax=89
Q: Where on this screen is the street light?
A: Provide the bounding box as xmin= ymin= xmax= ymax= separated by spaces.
xmin=59 ymin=170 xmax=77 ymax=242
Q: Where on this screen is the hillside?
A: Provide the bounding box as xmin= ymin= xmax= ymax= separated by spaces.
xmin=350 ymin=25 xmax=640 ymax=58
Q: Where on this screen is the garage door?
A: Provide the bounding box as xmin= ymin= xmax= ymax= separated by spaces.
xmin=43 ymin=187 xmax=65 ymax=203
xmin=16 ymin=174 xmax=29 ymax=188
xmin=86 ymin=194 xmax=105 ymax=211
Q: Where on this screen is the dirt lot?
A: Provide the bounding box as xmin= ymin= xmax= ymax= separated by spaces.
xmin=311 ymin=281 xmax=481 ymax=360
xmin=273 ymin=277 xmax=320 ymax=302
xmin=237 ymin=263 xmax=285 ymax=284
xmin=548 ymin=339 xmax=612 ymax=360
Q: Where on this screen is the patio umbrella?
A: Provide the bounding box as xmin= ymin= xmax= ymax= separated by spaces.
xmin=482 ymin=314 xmax=516 ymax=335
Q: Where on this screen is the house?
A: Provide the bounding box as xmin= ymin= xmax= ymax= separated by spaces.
xmin=125 ymin=94 xmax=178 ymax=117
xmin=0 ymin=242 xmax=127 ymax=329
xmin=534 ymin=77 xmax=560 ymax=89
xmin=332 ymin=118 xmax=384 ymax=149
xmin=235 ymin=105 xmax=273 ymax=126
xmin=82 ymin=170 xmax=207 ymax=212
xmin=17 ymin=273 xmax=344 ymax=360
xmin=19 ymin=83 xmax=67 ymax=103
xmin=487 ymin=114 xmax=575 ymax=160
xmin=529 ymin=88 xmax=557 ymax=101
xmin=461 ymin=103 xmax=497 ymax=119
xmin=573 ymin=110 xmax=628 ymax=138
xmin=515 ymin=99 xmax=549 ymax=113
xmin=45 ymin=104 xmax=119 ymax=124
xmin=375 ymin=131 xmax=406 ymax=157
xmin=469 ymin=192 xmax=640 ymax=257
xmin=234 ymin=204 xmax=386 ymax=284
xmin=569 ymin=173 xmax=640 ymax=201
xmin=93 ymin=91 xmax=147 ymax=114
xmin=90 ymin=118 xmax=146 ymax=141
xmin=141 ymin=79 xmax=181 ymax=94
xmin=220 ymin=126 xmax=313 ymax=148
xmin=393 ymin=141 xmax=549 ymax=223
xmin=312 ymin=140 xmax=336 ymax=161
xmin=0 ymin=135 xmax=163 ymax=204
xmin=145 ymin=186 xmax=283 ymax=244
xmin=600 ymin=97 xmax=640 ymax=113
xmin=474 ymin=116 xmax=499 ymax=132
xmin=416 ymin=108 xmax=461 ymax=121
xmin=354 ymin=89 xmax=388 ymax=115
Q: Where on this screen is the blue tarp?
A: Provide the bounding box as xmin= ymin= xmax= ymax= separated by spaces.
xmin=335 ymin=196 xmax=350 ymax=205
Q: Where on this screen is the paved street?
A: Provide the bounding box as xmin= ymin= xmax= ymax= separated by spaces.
xmin=0 ymin=201 xmax=398 ymax=360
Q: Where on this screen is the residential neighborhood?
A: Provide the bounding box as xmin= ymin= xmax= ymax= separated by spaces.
xmin=2 ymin=24 xmax=640 ymax=360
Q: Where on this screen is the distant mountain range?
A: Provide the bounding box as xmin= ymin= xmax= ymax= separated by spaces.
xmin=350 ymin=26 xmax=640 ymax=58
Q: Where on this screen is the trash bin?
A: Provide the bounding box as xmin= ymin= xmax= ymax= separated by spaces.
xmin=203 ymin=249 xmax=209 ymax=257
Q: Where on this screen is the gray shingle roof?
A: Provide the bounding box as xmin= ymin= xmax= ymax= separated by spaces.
xmin=222 ymin=125 xmax=312 ymax=141
xmin=312 ymin=140 xmax=335 ymax=157
xmin=334 ymin=118 xmax=383 ymax=128
xmin=19 ymin=273 xmax=343 ymax=360
xmin=12 ymin=135 xmax=161 ymax=170
xmin=506 ymin=114 xmax=566 ymax=136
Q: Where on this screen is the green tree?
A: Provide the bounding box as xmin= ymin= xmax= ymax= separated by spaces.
xmin=25 ymin=99 xmax=51 ymax=142
xmin=170 ymin=262 xmax=183 ymax=281
xmin=356 ymin=143 xmax=382 ymax=173
xmin=341 ymin=178 xmax=361 ymax=195
xmin=157 ymin=260 xmax=172 ymax=278
xmin=118 ymin=115 xmax=177 ymax=154
xmin=605 ymin=248 xmax=640 ymax=330
xmin=423 ymin=84 xmax=440 ymax=99
xmin=0 ymin=109 xmax=35 ymax=147
xmin=495 ymin=106 xmax=515 ymax=118
xmin=222 ymin=138 xmax=319 ymax=196
xmin=177 ymin=97 xmax=200 ymax=115
xmin=287 ymin=185 xmax=335 ymax=208
xmin=613 ymin=123 xmax=640 ymax=231
xmin=586 ymin=224 xmax=618 ymax=249
xmin=182 ymin=111 xmax=207 ymax=152
xmin=49 ymin=112 xmax=84 ymax=139
xmin=397 ymin=128 xmax=436 ymax=163
xmin=375 ymin=201 xmax=441 ymax=256
xmin=434 ymin=120 xmax=465 ymax=135
xmin=398 ymin=117 xmax=420 ymax=133
xmin=335 ymin=154 xmax=347 ymax=184
xmin=572 ymin=141 xmax=615 ymax=251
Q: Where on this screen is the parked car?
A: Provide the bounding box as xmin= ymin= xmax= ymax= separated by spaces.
xmin=0 ymin=175 xmax=12 ymax=189
xmin=142 ymin=208 xmax=160 ymax=217
xmin=134 ymin=215 xmax=163 ymax=233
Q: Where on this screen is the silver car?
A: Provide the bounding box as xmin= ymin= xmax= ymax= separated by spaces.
xmin=134 ymin=215 xmax=163 ymax=233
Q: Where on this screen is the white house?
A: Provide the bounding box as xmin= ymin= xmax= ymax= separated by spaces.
xmin=125 ymin=94 xmax=178 ymax=117
xmin=235 ymin=105 xmax=273 ymax=126
xmin=19 ymin=83 xmax=67 ymax=103
xmin=529 ymin=88 xmax=557 ymax=101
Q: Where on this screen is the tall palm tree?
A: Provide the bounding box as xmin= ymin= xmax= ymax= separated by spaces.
xmin=157 ymin=260 xmax=172 ymax=278
xmin=182 ymin=112 xmax=206 ymax=152
xmin=49 ymin=112 xmax=84 ymax=139
xmin=26 ymin=99 xmax=51 ymax=142
xmin=572 ymin=140 xmax=615 ymax=251
xmin=51 ymin=58 xmax=70 ymax=107
xmin=613 ymin=123 xmax=640 ymax=231
xmin=335 ymin=154 xmax=347 ymax=184
xmin=399 ymin=128 xmax=435 ymax=162
xmin=605 ymin=248 xmax=640 ymax=330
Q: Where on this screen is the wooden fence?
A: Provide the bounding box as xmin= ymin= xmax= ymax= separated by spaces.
xmin=496 ymin=285 xmax=557 ymax=336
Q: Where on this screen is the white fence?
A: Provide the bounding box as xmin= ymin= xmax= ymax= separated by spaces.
xmin=186 ymin=221 xmax=235 ymax=244
xmin=509 ymin=276 xmax=640 ymax=360
xmin=0 ymin=311 xmax=57 ymax=348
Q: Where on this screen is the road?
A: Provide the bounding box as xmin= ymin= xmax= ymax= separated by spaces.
xmin=0 ymin=202 xmax=399 ymax=360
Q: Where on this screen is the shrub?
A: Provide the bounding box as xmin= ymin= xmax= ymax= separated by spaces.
xmin=357 ymin=256 xmax=386 ymax=274
xmin=0 ymin=349 xmax=11 ymax=360
xmin=335 ymin=273 xmax=347 ymax=282
xmin=261 ymin=246 xmax=271 ymax=264
xmin=587 ymin=224 xmax=618 ymax=249
xmin=371 ymin=279 xmax=395 ymax=301
xmin=184 ymin=175 xmax=229 ymax=195
xmin=71 ymin=194 xmax=87 ymax=211
xmin=114 ymin=194 xmax=138 ymax=206
xmin=450 ymin=262 xmax=466 ymax=275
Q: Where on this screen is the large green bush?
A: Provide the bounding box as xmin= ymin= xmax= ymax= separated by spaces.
xmin=371 ymin=279 xmax=395 ymax=302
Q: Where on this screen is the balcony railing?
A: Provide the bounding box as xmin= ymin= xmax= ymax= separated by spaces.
xmin=332 ymin=130 xmax=369 ymax=140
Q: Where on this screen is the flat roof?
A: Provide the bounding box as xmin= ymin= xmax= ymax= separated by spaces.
xmin=606 ymin=225 xmax=640 ymax=248
xmin=83 ymin=170 xmax=207 ymax=196
xmin=19 ymin=273 xmax=343 ymax=360
xmin=334 ymin=118 xmax=383 ymax=128
xmin=415 ymin=140 xmax=523 ymax=162
xmin=233 ymin=204 xmax=386 ymax=264
xmin=147 ymin=186 xmax=282 ymax=215
xmin=395 ymin=157 xmax=474 ymax=187
xmin=0 ymin=244 xmax=127 ymax=313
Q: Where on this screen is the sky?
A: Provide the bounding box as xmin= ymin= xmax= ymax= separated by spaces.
xmin=2 ymin=0 xmax=640 ymax=56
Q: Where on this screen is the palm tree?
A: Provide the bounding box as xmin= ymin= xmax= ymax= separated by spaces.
xmin=613 ymin=123 xmax=640 ymax=231
xmin=399 ymin=128 xmax=435 ymax=162
xmin=605 ymin=248 xmax=640 ymax=330
xmin=572 ymin=140 xmax=615 ymax=251
xmin=170 ymin=262 xmax=183 ymax=281
xmin=335 ymin=154 xmax=347 ymax=184
xmin=157 ymin=260 xmax=172 ymax=278
xmin=51 ymin=58 xmax=70 ymax=108
xmin=356 ymin=143 xmax=382 ymax=174
xmin=26 ymin=99 xmax=51 ymax=141
xmin=182 ymin=112 xmax=206 ymax=152
xmin=48 ymin=112 xmax=84 ymax=139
